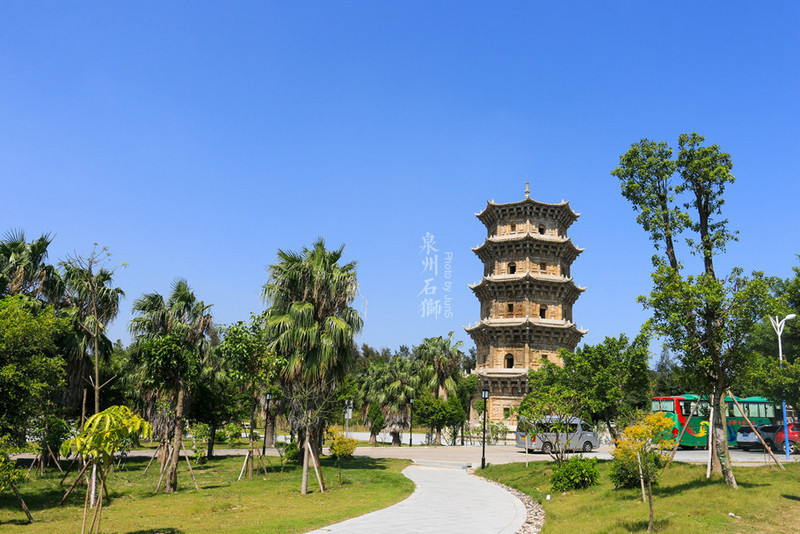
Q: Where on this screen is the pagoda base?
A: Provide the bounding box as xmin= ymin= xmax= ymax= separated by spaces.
xmin=472 ymin=369 xmax=528 ymax=431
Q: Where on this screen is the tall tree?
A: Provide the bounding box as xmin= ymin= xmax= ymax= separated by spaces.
xmin=218 ymin=316 xmax=282 ymax=450
xmin=372 ymin=356 xmax=419 ymax=446
xmin=558 ymin=334 xmax=651 ymax=440
xmin=61 ymin=246 xmax=125 ymax=415
xmin=130 ymin=279 xmax=218 ymax=493
xmin=612 ymin=133 xmax=774 ymax=487
xmin=0 ymin=230 xmax=63 ymax=303
xmin=414 ymin=332 xmax=463 ymax=444
xmin=0 ymin=296 xmax=66 ymax=445
xmin=262 ymin=238 xmax=362 ymax=494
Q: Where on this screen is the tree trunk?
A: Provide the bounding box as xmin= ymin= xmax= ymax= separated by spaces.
xmin=250 ymin=394 xmax=259 ymax=443
xmin=89 ymin=463 xmax=98 ymax=508
xmin=265 ymin=411 xmax=276 ymax=448
xmin=646 ymin=473 xmax=654 ymax=532
xmin=710 ymin=388 xmax=737 ymax=488
xmin=207 ymin=421 xmax=216 ymax=460
xmin=93 ymin=333 xmax=101 ymax=415
xmin=435 ymin=427 xmax=442 ymax=445
xmin=165 ymin=382 xmax=186 ymax=493
xmin=368 ymin=432 xmax=377 ymax=446
xmin=300 ymin=429 xmax=310 ymax=495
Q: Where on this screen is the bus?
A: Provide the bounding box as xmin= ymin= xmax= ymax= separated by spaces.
xmin=651 ymin=394 xmax=780 ymax=448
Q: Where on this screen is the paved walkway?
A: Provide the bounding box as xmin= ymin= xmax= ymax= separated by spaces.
xmin=306 ymin=463 xmax=527 ymax=534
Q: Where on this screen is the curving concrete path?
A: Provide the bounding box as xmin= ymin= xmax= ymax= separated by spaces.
xmin=305 ymin=463 xmax=527 ymax=534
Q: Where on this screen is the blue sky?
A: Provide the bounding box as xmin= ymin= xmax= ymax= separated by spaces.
xmin=3 ymin=2 xmax=799 ymax=357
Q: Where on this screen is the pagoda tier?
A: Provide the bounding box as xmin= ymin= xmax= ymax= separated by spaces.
xmin=470 ymin=274 xmax=585 ymax=307
xmin=477 ymin=198 xmax=579 ymax=231
xmin=466 ymin=318 xmax=586 ymax=350
xmin=472 ymin=234 xmax=583 ymax=266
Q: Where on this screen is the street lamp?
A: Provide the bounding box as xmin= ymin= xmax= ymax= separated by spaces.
xmin=409 ymin=397 xmax=415 ymax=447
xmin=262 ymin=391 xmax=273 ymax=456
xmin=769 ymin=313 xmax=796 ymax=460
xmin=481 ymin=385 xmax=490 ymax=469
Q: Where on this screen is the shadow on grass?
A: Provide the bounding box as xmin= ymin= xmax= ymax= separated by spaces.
xmin=781 ymin=494 xmax=800 ymax=502
xmin=125 ymin=529 xmax=185 ymax=534
xmin=0 ymin=486 xmax=66 ymax=511
xmin=331 ymin=457 xmax=394 ymax=471
xmin=621 ymin=518 xmax=670 ymax=532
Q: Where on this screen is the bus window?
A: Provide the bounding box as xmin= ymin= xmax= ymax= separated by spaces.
xmin=652 ymin=400 xmax=675 ymax=413
xmin=728 ymin=403 xmax=743 ymax=417
xmin=766 ymin=405 xmax=776 ymax=419
xmin=697 ymin=402 xmax=710 ymax=417
xmin=681 ymin=402 xmax=693 ymax=417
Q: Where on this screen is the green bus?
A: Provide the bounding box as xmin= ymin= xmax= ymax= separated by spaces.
xmin=651 ymin=394 xmax=779 ymax=447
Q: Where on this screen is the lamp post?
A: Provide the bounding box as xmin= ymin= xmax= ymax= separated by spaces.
xmin=262 ymin=391 xmax=273 ymax=456
xmin=409 ymin=397 xmax=415 ymax=447
xmin=481 ymin=385 xmax=490 ymax=469
xmin=769 ymin=313 xmax=796 ymax=460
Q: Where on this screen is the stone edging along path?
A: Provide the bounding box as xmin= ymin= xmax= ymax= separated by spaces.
xmin=468 ymin=468 xmax=546 ymax=534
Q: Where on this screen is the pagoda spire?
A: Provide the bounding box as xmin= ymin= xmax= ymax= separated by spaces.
xmin=525 ymin=180 xmax=530 ymax=199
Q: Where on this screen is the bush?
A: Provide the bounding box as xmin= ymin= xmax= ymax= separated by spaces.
xmin=283 ymin=441 xmax=300 ymax=463
xmin=327 ymin=429 xmax=357 ymax=460
xmin=609 ymin=450 xmax=664 ymax=489
xmin=550 ymin=455 xmax=599 ymax=492
xmin=223 ymin=422 xmax=243 ymax=442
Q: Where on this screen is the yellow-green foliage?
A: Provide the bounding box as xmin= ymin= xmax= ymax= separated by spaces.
xmin=610 ymin=412 xmax=675 ymax=489
xmin=61 ymin=405 xmax=152 ymax=462
xmin=612 ymin=412 xmax=675 ymax=464
xmin=326 ymin=429 xmax=357 ymax=460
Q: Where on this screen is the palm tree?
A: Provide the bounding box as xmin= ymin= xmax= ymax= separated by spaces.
xmin=0 ymin=230 xmax=63 ymax=303
xmin=417 ymin=332 xmax=463 ymax=400
xmin=130 ymin=278 xmax=218 ymax=493
xmin=373 ymin=356 xmax=419 ymax=446
xmin=61 ymin=249 xmax=125 ymax=415
xmin=415 ymin=332 xmax=463 ymax=444
xmin=262 ymin=238 xmax=362 ymax=494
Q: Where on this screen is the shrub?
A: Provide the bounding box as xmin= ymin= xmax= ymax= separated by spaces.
xmin=223 ymin=422 xmax=243 ymax=443
xmin=327 ymin=429 xmax=357 ymax=460
xmin=550 ymin=455 xmax=599 ymax=492
xmin=283 ymin=441 xmax=300 ymax=463
xmin=609 ymin=450 xmax=664 ymax=489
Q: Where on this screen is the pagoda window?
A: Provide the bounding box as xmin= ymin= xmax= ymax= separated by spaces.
xmin=538 ymin=225 xmax=545 ymax=235
xmin=541 ymin=354 xmax=548 ymax=362
xmin=540 ymin=261 xmax=547 ymax=273
xmin=510 ymin=223 xmax=516 ymax=233
xmin=503 ymin=407 xmax=511 ymax=419
xmin=504 ymin=354 xmax=514 ymax=368
xmin=508 ymin=262 xmax=517 ymax=274
xmin=507 ymin=303 xmax=514 ymax=315
xmin=539 ymin=305 xmax=548 ymax=319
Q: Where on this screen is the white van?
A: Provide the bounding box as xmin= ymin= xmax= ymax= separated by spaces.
xmin=515 ymin=416 xmax=600 ymax=453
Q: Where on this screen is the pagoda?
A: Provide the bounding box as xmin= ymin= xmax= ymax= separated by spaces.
xmin=466 ymin=183 xmax=586 ymax=428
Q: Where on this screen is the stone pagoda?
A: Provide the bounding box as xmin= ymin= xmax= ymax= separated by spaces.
xmin=466 ymin=183 xmax=586 ymax=429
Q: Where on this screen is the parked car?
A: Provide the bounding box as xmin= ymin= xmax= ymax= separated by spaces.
xmin=775 ymin=423 xmax=800 ymax=454
xmin=737 ymin=424 xmax=769 ymax=451
xmin=515 ymin=416 xmax=600 ymax=453
xmin=753 ymin=424 xmax=781 ymax=451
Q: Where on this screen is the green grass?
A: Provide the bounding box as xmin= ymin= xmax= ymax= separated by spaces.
xmin=1 ymin=455 xmax=413 ymax=533
xmin=481 ymin=460 xmax=800 ymax=533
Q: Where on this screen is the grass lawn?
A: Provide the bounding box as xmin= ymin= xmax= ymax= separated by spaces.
xmin=482 ymin=460 xmax=800 ymax=533
xmin=1 ymin=454 xmax=413 ymax=534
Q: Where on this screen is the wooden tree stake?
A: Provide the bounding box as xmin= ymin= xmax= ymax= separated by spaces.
xmin=726 ymin=389 xmax=785 ymax=470
xmin=180 ymin=441 xmax=200 ymax=490
xmin=10 ymin=482 xmax=34 ymax=523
